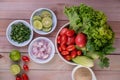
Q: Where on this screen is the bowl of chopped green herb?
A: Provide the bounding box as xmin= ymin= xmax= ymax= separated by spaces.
xmin=6 ymin=20 xmax=33 ymax=47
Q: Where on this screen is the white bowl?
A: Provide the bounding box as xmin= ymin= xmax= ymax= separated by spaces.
xmin=55 ymin=22 xmax=77 ymax=65
xmin=28 ymin=37 xmax=55 ymax=64
xmin=6 ymin=20 xmax=33 ymax=47
xmin=72 ymin=66 xmax=97 ymax=80
xmin=30 ymin=8 xmax=57 ymax=35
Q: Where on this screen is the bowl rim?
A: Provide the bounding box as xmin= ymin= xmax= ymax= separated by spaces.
xmin=30 ymin=8 xmax=57 ymax=35
xmin=6 ymin=20 xmax=33 ymax=47
xmin=71 ymin=66 xmax=97 ymax=80
xmin=55 ymin=22 xmax=78 ymax=65
xmin=28 ymin=37 xmax=55 ymax=64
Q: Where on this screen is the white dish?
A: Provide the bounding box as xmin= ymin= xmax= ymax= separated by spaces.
xmin=30 ymin=8 xmax=57 ymax=35
xmin=72 ymin=66 xmax=97 ymax=80
xmin=28 ymin=37 xmax=55 ymax=64
xmin=6 ymin=20 xmax=33 ymax=47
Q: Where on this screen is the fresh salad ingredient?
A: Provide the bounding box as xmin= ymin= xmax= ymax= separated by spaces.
xmin=64 ymin=3 xmax=115 ymax=68
xmin=23 ymin=64 xmax=29 ymax=71
xmin=22 ymin=73 xmax=29 ymax=80
xmin=72 ymin=56 xmax=94 ymax=67
xmin=10 ymin=22 xmax=31 ymax=43
xmin=9 ymin=50 xmax=21 ymax=61
xmin=16 ymin=76 xmax=22 ymax=80
xmin=31 ymin=39 xmax=52 ymax=60
xmin=32 ymin=10 xmax=53 ymax=32
xmin=66 ymin=29 xmax=75 ymax=37
xmin=22 ymin=56 xmax=30 ymax=62
xmin=64 ymin=55 xmax=72 ymax=61
xmin=75 ymin=33 xmax=87 ymax=48
xmin=10 ymin=64 xmax=21 ymax=75
xmin=60 ymin=28 xmax=68 ymax=35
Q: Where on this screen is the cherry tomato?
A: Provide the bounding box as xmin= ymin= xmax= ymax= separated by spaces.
xmin=77 ymin=50 xmax=82 ymax=56
xmin=66 ymin=29 xmax=75 ymax=37
xmin=71 ymin=50 xmax=77 ymax=58
xmin=67 ymin=36 xmax=75 ymax=45
xmin=22 ymin=56 xmax=30 ymax=62
xmin=61 ymin=51 xmax=69 ymax=55
xmin=60 ymin=44 xmax=66 ymax=51
xmin=64 ymin=55 xmax=72 ymax=61
xmin=61 ymin=35 xmax=68 ymax=44
xmin=57 ymin=35 xmax=61 ymax=44
xmin=60 ymin=28 xmax=68 ymax=35
xmin=22 ymin=73 xmax=29 ymax=80
xmin=16 ymin=76 xmax=22 ymax=80
xmin=66 ymin=45 xmax=75 ymax=51
xmin=58 ymin=46 xmax=62 ymax=52
xmin=23 ymin=64 xmax=29 ymax=71
xmin=75 ymin=33 xmax=87 ymax=47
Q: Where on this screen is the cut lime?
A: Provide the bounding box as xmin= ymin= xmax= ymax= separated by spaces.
xmin=42 ymin=17 xmax=52 ymax=28
xmin=10 ymin=64 xmax=21 ymax=75
xmin=33 ymin=20 xmax=43 ymax=30
xmin=9 ymin=50 xmax=21 ymax=62
xmin=41 ymin=10 xmax=52 ymax=18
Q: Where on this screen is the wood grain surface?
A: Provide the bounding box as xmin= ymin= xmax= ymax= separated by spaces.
xmin=0 ymin=0 xmax=120 ymax=80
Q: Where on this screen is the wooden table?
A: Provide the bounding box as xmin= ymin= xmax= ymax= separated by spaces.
xmin=0 ymin=0 xmax=120 ymax=80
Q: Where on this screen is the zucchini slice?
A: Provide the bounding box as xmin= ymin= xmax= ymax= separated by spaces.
xmin=33 ymin=20 xmax=43 ymax=30
xmin=41 ymin=10 xmax=52 ymax=18
xmin=42 ymin=17 xmax=52 ymax=28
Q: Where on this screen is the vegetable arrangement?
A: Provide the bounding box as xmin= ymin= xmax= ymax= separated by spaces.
xmin=57 ymin=4 xmax=115 ymax=68
xmin=10 ymin=23 xmax=31 ymax=43
xmin=9 ymin=50 xmax=30 ymax=80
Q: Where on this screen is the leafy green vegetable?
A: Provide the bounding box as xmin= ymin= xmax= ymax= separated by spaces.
xmin=10 ymin=23 xmax=31 ymax=43
xmin=64 ymin=3 xmax=115 ymax=68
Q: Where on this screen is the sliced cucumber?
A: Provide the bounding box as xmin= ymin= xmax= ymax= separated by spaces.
xmin=33 ymin=20 xmax=43 ymax=30
xmin=42 ymin=27 xmax=52 ymax=32
xmin=41 ymin=10 xmax=52 ymax=18
xmin=33 ymin=16 xmax=41 ymax=21
xmin=10 ymin=64 xmax=21 ymax=75
xmin=42 ymin=17 xmax=52 ymax=28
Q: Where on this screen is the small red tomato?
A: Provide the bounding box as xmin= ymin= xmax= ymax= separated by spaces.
xmin=66 ymin=29 xmax=75 ymax=37
xmin=23 ymin=64 xmax=29 ymax=71
xmin=58 ymin=46 xmax=62 ymax=52
xmin=60 ymin=28 xmax=68 ymax=35
xmin=61 ymin=35 xmax=68 ymax=44
xmin=22 ymin=73 xmax=29 ymax=80
xmin=64 ymin=55 xmax=72 ymax=61
xmin=16 ymin=76 xmax=22 ymax=80
xmin=57 ymin=35 xmax=61 ymax=44
xmin=75 ymin=33 xmax=87 ymax=47
xmin=67 ymin=36 xmax=75 ymax=45
xmin=71 ymin=50 xmax=77 ymax=58
xmin=22 ymin=56 xmax=30 ymax=62
xmin=77 ymin=50 xmax=82 ymax=56
xmin=66 ymin=45 xmax=75 ymax=51
xmin=61 ymin=51 xmax=69 ymax=55
xmin=60 ymin=44 xmax=66 ymax=51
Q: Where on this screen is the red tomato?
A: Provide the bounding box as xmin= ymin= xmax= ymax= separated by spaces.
xmin=66 ymin=45 xmax=75 ymax=51
xmin=16 ymin=76 xmax=22 ymax=80
xmin=71 ymin=50 xmax=77 ymax=58
xmin=61 ymin=51 xmax=69 ymax=55
xmin=22 ymin=56 xmax=30 ymax=62
xmin=64 ymin=55 xmax=72 ymax=61
xmin=75 ymin=33 xmax=87 ymax=47
xmin=77 ymin=50 xmax=82 ymax=56
xmin=57 ymin=35 xmax=61 ymax=44
xmin=67 ymin=36 xmax=75 ymax=45
xmin=58 ymin=46 xmax=62 ymax=52
xmin=22 ymin=73 xmax=29 ymax=80
xmin=60 ymin=28 xmax=68 ymax=35
xmin=61 ymin=35 xmax=68 ymax=44
xmin=60 ymin=44 xmax=66 ymax=51
xmin=66 ymin=29 xmax=75 ymax=37
xmin=23 ymin=64 xmax=29 ymax=71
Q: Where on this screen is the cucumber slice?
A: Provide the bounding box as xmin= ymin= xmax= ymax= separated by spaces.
xmin=72 ymin=56 xmax=94 ymax=67
xmin=9 ymin=50 xmax=21 ymax=62
xmin=42 ymin=17 xmax=52 ymax=28
xmin=42 ymin=27 xmax=52 ymax=32
xmin=10 ymin=64 xmax=21 ymax=75
xmin=33 ymin=20 xmax=43 ymax=30
xmin=33 ymin=16 xmax=41 ymax=21
xmin=41 ymin=10 xmax=52 ymax=18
